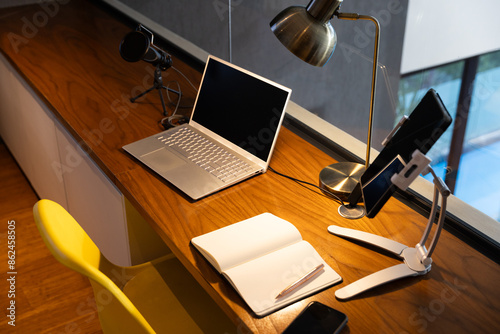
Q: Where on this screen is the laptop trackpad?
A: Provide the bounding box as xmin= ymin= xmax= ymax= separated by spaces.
xmin=140 ymin=148 xmax=186 ymax=172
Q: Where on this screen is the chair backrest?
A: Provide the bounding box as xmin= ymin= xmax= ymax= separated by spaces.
xmin=33 ymin=199 xmax=101 ymax=273
xmin=33 ymin=199 xmax=155 ymax=334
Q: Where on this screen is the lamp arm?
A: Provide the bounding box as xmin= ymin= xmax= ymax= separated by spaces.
xmin=336 ymin=13 xmax=380 ymax=168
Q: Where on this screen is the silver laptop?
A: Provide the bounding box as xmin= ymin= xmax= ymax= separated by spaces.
xmin=123 ymin=55 xmax=292 ymax=200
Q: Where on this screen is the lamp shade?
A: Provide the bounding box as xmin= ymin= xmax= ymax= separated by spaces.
xmin=270 ymin=1 xmax=343 ymax=67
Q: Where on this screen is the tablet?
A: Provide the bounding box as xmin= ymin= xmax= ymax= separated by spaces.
xmin=350 ymin=89 xmax=452 ymax=218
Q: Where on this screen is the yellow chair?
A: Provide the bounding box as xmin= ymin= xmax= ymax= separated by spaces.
xmin=33 ymin=199 xmax=236 ymax=334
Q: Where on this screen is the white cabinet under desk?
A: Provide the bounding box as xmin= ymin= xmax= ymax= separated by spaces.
xmin=0 ymin=54 xmax=67 ymax=208
xmin=0 ymin=53 xmax=169 ymax=266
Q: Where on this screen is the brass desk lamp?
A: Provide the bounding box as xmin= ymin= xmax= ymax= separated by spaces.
xmin=270 ymin=0 xmax=380 ymax=201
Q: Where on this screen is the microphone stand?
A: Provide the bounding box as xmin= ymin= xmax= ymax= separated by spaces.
xmin=130 ymin=64 xmax=181 ymax=116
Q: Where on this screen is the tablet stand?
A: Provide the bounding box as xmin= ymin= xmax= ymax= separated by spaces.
xmin=329 ymin=150 xmax=450 ymax=299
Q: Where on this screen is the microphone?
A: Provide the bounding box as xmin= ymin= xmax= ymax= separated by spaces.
xmin=119 ymin=29 xmax=172 ymax=71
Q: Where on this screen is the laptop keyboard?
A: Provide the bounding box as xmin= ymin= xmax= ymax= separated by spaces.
xmin=157 ymin=127 xmax=253 ymax=182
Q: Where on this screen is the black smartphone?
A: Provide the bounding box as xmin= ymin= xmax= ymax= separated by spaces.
xmin=282 ymin=302 xmax=348 ymax=334
xmin=361 ymin=155 xmax=406 ymax=218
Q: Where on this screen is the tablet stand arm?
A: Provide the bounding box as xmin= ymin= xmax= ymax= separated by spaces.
xmin=415 ymin=166 xmax=450 ymax=264
xmin=327 ymin=225 xmax=407 ymax=257
xmin=334 ymin=264 xmax=419 ymax=300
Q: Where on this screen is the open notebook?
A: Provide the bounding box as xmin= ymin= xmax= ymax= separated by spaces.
xmin=191 ymin=213 xmax=342 ymax=316
xmin=123 ymin=56 xmax=291 ymax=200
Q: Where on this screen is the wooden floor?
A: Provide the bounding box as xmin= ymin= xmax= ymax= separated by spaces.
xmin=0 ymin=141 xmax=102 ymax=333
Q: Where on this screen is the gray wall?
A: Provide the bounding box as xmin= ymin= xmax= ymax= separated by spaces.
xmin=117 ymin=0 xmax=408 ymax=149
xmin=6 ymin=0 xmax=408 ymax=149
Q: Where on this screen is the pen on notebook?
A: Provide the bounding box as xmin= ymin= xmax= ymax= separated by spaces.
xmin=275 ymin=263 xmax=325 ymax=299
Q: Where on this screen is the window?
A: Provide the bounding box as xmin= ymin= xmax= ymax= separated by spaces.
xmin=397 ymin=50 xmax=500 ymax=222
xmin=396 ymin=60 xmax=464 ymax=180
xmin=460 ymin=51 xmax=500 ymax=221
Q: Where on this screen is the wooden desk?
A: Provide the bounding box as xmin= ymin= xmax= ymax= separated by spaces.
xmin=1 ymin=1 xmax=498 ymax=333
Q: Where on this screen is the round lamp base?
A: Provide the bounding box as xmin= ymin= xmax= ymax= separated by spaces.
xmin=319 ymin=162 xmax=365 ymax=201
xmin=338 ymin=204 xmax=365 ymax=219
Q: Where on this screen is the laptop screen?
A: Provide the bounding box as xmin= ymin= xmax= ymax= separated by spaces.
xmin=192 ymin=57 xmax=291 ymax=162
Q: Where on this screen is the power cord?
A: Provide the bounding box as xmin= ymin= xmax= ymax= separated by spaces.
xmin=155 ymin=65 xmax=346 ymax=208
xmin=268 ymin=166 xmax=346 ymax=206
xmin=158 ymin=65 xmax=200 ymax=130
xmin=171 ymin=65 xmax=199 ymax=92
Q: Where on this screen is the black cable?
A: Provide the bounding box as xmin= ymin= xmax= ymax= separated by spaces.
xmin=268 ymin=166 xmax=346 ymax=206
